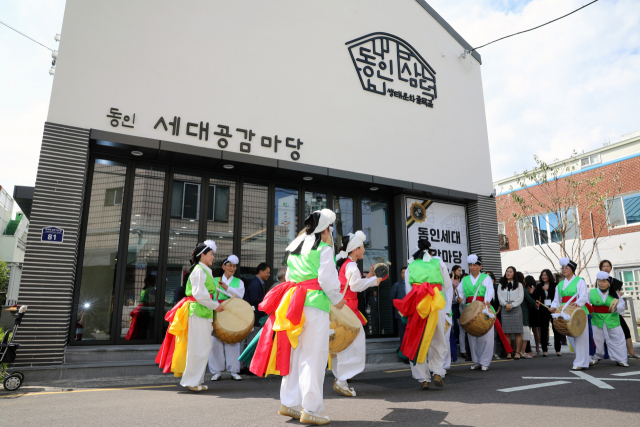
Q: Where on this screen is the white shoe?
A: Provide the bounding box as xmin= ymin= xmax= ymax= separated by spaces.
xmin=493 ymin=353 xmax=501 ymax=360
xmin=470 ymin=364 xmax=481 ymax=370
xmin=230 ymin=373 xmax=242 ymax=381
xmin=481 ymin=366 xmax=489 ymax=371
xmin=333 ymin=379 xmax=356 ymax=397
xmin=590 ymin=359 xmax=600 ymax=366
xmin=211 ymin=373 xmax=221 ymax=381
xmin=300 ymin=411 xmax=330 ymax=425
xmin=572 ymin=365 xmax=584 ymax=371
xmin=617 ymin=362 xmax=630 ymax=367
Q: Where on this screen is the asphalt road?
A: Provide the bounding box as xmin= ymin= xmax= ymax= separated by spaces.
xmin=2 ymin=355 xmax=640 ymax=427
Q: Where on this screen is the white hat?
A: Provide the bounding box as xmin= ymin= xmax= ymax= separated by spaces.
xmin=197 ymin=240 xmax=217 ymax=256
xmin=223 ymin=254 xmax=239 ymax=265
xmin=559 ymin=257 xmax=577 ymax=272
xmin=336 ymin=231 xmax=367 ymax=262
xmin=596 ymin=271 xmax=610 ymax=280
xmin=467 ymin=254 xmax=480 ymax=265
xmin=286 ymin=209 xmax=336 ymax=255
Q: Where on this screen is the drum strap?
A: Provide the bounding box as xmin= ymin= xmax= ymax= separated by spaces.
xmin=552 ymin=294 xmax=577 ymax=321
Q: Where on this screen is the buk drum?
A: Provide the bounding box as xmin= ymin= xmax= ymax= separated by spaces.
xmin=553 ymin=304 xmax=587 ymax=338
xmin=609 ymin=298 xmax=619 ymax=313
xmin=459 ymin=300 xmax=495 ymax=337
xmin=373 ymin=262 xmax=391 ymax=282
xmin=329 ymin=305 xmax=361 ymax=354
xmin=212 ymin=298 xmax=254 ymax=344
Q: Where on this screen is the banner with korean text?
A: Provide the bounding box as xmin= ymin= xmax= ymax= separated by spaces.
xmin=405 ymin=197 xmax=469 ymax=273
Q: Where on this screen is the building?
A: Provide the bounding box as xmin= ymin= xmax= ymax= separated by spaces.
xmin=0 ymin=186 xmax=29 ymax=308
xmin=495 ymin=130 xmax=640 ymax=309
xmin=15 ymin=0 xmax=500 ymax=368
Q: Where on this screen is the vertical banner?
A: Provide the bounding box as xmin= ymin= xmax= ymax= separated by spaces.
xmin=405 ymin=197 xmax=469 ymax=273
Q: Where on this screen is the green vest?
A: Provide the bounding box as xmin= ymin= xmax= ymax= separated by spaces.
xmin=408 ymin=258 xmax=444 ymax=285
xmin=287 ymin=241 xmax=331 ymax=313
xmin=558 ymin=276 xmax=589 ymax=315
xmin=185 ymin=264 xmax=218 ymax=318
xmin=589 ymin=288 xmax=621 ymax=329
xmin=214 ymin=276 xmax=241 ymax=301
xmin=462 ymin=274 xmax=495 ymax=313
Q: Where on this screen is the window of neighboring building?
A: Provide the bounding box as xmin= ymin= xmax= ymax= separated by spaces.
xmin=104 ymin=187 xmax=124 ymax=206
xmin=517 ymin=208 xmax=578 ymax=248
xmin=171 ymin=181 xmax=200 ymax=220
xmin=607 ymin=192 xmax=640 ymax=227
xmin=498 ymin=222 xmax=506 ymax=235
xmin=580 ymin=153 xmax=601 ymax=167
xmin=207 ymin=185 xmax=230 ymax=222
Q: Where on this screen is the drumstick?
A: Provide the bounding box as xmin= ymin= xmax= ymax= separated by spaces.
xmin=221 ymin=295 xmax=235 ymax=308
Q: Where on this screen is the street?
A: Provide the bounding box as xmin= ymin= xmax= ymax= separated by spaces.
xmin=3 ymin=355 xmax=639 ymax=426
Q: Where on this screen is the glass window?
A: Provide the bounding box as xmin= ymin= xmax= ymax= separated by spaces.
xmin=564 ymin=208 xmax=579 ymax=240
xmin=165 ymin=171 xmax=202 ymax=326
xmin=304 ymin=191 xmax=327 ymax=218
xmin=607 ymin=198 xmax=625 ymax=227
xmin=239 ymin=183 xmax=268 ymax=284
xmin=74 ymin=159 xmax=127 ymax=341
xmin=497 ymin=222 xmax=506 ymax=235
xmin=361 ymin=198 xmax=392 ymax=337
xmin=537 ymin=215 xmax=549 ymax=244
xmin=274 ymin=187 xmax=299 ymax=272
xmin=105 ymin=187 xmax=124 ymax=206
xmin=121 ymin=166 xmax=165 ymax=341
xmin=332 ymin=196 xmax=354 ymax=254
xmin=548 ymin=212 xmax=561 ymax=243
xmin=206 ymin=177 xmax=236 ymax=272
xmin=623 ymin=194 xmax=640 ymax=225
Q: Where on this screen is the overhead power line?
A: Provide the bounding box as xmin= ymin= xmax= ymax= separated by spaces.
xmin=471 ymin=0 xmax=599 ymax=52
xmin=0 ymin=19 xmax=53 ymax=51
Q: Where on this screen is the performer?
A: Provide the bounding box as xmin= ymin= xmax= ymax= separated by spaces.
xmin=250 ymin=209 xmax=345 ymax=425
xmin=331 ymin=231 xmax=383 ymax=397
xmin=394 ymin=240 xmax=451 ymax=389
xmin=590 ymin=271 xmax=629 ymax=367
xmin=549 ymin=257 xmax=590 ymax=370
xmin=456 ymin=254 xmax=495 ymax=371
xmin=155 ymin=240 xmax=224 ymax=392
xmin=208 ymin=255 xmax=245 ymax=381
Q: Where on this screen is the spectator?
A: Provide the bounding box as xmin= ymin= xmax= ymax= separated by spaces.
xmin=498 ymin=267 xmax=524 ymax=360
xmin=520 ymin=275 xmax=538 ymax=358
xmin=527 ymin=277 xmax=541 ymax=355
xmin=450 ymin=265 xmax=466 ymax=359
xmin=389 ymin=267 xmax=408 ymax=363
xmin=274 ymin=267 xmax=287 ymax=286
xmin=534 ymin=269 xmax=561 ymax=356
xmin=244 ymin=263 xmax=270 ymax=336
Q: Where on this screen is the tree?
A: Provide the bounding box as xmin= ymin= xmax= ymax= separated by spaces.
xmin=497 ymin=154 xmax=622 ymax=276
xmin=0 ymin=258 xmax=9 ymax=294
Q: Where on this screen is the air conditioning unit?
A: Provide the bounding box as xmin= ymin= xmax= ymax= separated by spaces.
xmin=499 ymin=234 xmax=509 ymax=249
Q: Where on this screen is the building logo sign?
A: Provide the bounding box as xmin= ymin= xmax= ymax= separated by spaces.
xmin=346 ymin=32 xmax=437 ymax=109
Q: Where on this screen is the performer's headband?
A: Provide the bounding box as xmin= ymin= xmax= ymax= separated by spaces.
xmin=559 ymin=257 xmax=577 ymax=272
xmin=196 ymin=240 xmax=217 ymax=257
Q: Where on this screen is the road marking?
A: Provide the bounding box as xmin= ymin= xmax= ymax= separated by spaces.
xmin=571 ymin=371 xmax=614 ymax=389
xmin=497 ymin=381 xmax=571 ymax=392
xmin=385 ymin=359 xmax=513 ymax=373
xmin=611 ymin=371 xmax=640 ymax=377
xmin=0 ymin=384 xmax=178 ymax=399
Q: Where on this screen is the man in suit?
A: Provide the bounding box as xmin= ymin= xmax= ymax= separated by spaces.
xmin=389 ymin=267 xmax=408 ymax=363
xmin=244 ymin=263 xmax=270 ymax=338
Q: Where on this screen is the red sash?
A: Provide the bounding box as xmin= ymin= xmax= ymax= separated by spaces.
xmin=592 ymin=305 xmax=610 ymax=314
xmin=250 ymin=279 xmax=322 ymax=377
xmin=339 ymin=258 xmax=367 ymax=325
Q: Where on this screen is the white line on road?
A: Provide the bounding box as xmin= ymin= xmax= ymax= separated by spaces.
xmin=571 ymin=371 xmax=615 ymax=389
xmin=611 ymin=371 xmax=640 ymax=377
xmin=497 ymin=381 xmax=571 ymax=392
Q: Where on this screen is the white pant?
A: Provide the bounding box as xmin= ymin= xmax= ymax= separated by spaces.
xmin=593 ymin=324 xmax=627 ymax=364
xmin=281 ymin=306 xmax=329 ymax=414
xmin=411 ymin=310 xmax=448 ymax=382
xmin=458 ymin=305 xmax=467 ymax=353
xmin=444 ymin=317 xmax=452 ymax=370
xmin=331 ymin=323 xmax=365 ymax=382
xmin=468 ymin=325 xmax=494 ymax=368
xmin=180 ymin=315 xmax=213 ymax=388
xmin=568 ymin=323 xmax=590 ymax=368
xmin=208 ymin=336 xmax=241 ymax=374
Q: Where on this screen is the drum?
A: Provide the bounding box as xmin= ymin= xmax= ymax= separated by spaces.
xmin=212 ymin=298 xmax=255 ymax=344
xmin=329 ymin=304 xmax=361 ymax=354
xmin=609 ymin=298 xmax=619 ymax=313
xmin=553 ymin=304 xmax=587 ymax=338
xmin=373 ymin=262 xmax=391 ymax=281
xmin=459 ymin=300 xmax=495 ymax=337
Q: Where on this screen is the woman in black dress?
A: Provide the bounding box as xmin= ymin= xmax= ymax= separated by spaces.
xmin=599 ymin=260 xmax=640 ymax=359
xmin=534 ymin=269 xmax=562 ymax=356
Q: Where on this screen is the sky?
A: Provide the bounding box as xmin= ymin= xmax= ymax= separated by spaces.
xmin=0 ymin=0 xmax=639 ymax=216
